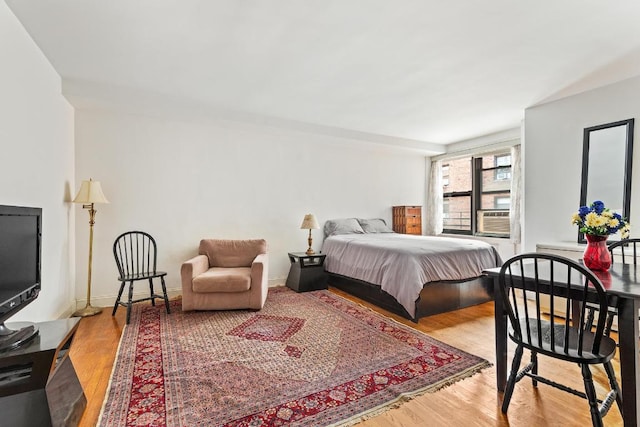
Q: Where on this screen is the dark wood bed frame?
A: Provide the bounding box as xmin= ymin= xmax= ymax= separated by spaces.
xmin=328 ymin=272 xmax=494 ymax=322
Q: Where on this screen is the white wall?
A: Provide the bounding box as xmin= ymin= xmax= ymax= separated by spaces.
xmin=0 ymin=2 xmax=75 ymax=321
xmin=74 ymin=109 xmax=426 ymax=307
xmin=524 ymin=74 xmax=640 ymax=252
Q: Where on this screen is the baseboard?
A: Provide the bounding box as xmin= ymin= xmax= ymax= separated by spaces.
xmin=56 ymin=306 xmax=75 ymax=320
xmin=269 ymin=278 xmax=286 ymax=287
xmin=75 ymin=287 xmax=183 ymax=311
xmin=74 ymin=279 xmax=288 ymax=311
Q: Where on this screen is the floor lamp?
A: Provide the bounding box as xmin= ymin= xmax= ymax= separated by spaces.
xmin=73 ymin=179 xmax=109 ymax=317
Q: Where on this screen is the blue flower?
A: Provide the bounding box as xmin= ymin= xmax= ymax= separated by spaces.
xmin=591 ymin=200 xmax=605 ymax=214
xmin=578 ymin=206 xmax=591 ymax=217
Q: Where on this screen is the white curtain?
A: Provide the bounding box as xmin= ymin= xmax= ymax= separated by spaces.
xmin=509 ymin=144 xmax=522 ymax=244
xmin=425 ymin=159 xmax=443 ymax=236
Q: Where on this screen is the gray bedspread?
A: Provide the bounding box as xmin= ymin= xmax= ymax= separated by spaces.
xmin=322 ymin=233 xmax=502 ymax=317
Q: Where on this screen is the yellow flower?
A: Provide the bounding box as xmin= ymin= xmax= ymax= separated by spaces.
xmin=585 ymin=212 xmax=607 ymax=228
xmin=602 ymin=211 xmax=614 ymax=218
xmin=571 ymin=213 xmax=581 ymax=225
xmin=608 ymin=218 xmax=620 ymax=228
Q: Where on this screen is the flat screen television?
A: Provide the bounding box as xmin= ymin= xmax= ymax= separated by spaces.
xmin=0 ymin=205 xmax=42 ymax=351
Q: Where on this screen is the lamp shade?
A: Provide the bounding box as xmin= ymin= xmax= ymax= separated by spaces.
xmin=300 ymin=214 xmax=319 ymax=230
xmin=73 ymin=179 xmax=109 ymax=204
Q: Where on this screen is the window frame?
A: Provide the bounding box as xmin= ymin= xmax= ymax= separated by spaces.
xmin=441 ymin=151 xmax=512 ymax=238
xmin=442 ymin=158 xmax=473 ymax=234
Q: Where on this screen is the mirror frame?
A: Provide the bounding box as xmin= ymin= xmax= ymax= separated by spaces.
xmin=578 ymin=118 xmax=634 ymax=243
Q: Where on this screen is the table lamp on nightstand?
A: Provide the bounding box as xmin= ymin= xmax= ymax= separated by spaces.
xmin=300 ymin=214 xmax=320 ymax=255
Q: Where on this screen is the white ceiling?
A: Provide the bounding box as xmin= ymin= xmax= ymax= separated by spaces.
xmin=7 ymin=0 xmax=640 ymax=151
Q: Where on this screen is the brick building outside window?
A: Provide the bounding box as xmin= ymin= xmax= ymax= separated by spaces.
xmin=442 ymin=151 xmax=511 ymax=237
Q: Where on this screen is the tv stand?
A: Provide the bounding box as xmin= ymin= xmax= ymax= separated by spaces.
xmin=0 ymin=322 xmax=39 ymax=352
xmin=0 ymin=318 xmax=85 ymax=427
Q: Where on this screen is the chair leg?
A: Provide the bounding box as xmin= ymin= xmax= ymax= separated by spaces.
xmin=160 ymin=276 xmax=170 ymax=314
xmin=502 ymin=345 xmax=524 ymax=413
xmin=603 ymin=361 xmax=623 ymax=418
xmin=581 ymin=363 xmax=604 ymax=427
xmin=112 ymin=281 xmax=125 ymax=316
xmin=126 ymin=281 xmax=135 ymax=324
xmin=585 ymin=307 xmax=596 ymax=332
xmin=148 ymin=278 xmax=156 ymax=306
xmin=531 ymin=351 xmax=538 ymax=387
xmin=604 ymin=312 xmax=615 ymax=337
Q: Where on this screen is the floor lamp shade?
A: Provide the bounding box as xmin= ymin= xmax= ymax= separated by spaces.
xmin=73 ymin=179 xmax=109 ymax=204
xmin=73 ymin=179 xmax=109 ymax=317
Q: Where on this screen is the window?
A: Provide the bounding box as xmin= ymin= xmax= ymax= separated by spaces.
xmin=442 ymin=164 xmax=450 ymax=187
xmin=441 ymin=158 xmax=472 ymax=232
xmin=494 ymin=154 xmax=511 ymax=181
xmin=495 ymin=196 xmax=510 ymax=210
xmin=441 ymin=151 xmax=511 ymax=237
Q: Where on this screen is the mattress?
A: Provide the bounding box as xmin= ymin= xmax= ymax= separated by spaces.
xmin=322 ymin=233 xmax=502 ymax=317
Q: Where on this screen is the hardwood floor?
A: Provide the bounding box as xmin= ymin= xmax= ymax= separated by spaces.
xmin=69 ymin=288 xmax=624 ymax=426
xmin=70 ymin=306 xmax=126 ymax=426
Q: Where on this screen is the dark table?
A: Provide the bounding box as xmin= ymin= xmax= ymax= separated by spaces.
xmin=285 ymin=252 xmax=328 ymax=292
xmin=0 ymin=317 xmax=85 ymax=427
xmin=485 ymin=262 xmax=640 ymax=427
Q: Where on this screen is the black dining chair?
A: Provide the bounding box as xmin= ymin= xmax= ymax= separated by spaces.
xmin=499 ymin=253 xmax=622 ymax=427
xmin=584 ymin=238 xmax=640 ymax=336
xmin=608 ymin=238 xmax=640 ymax=265
xmin=112 ymin=231 xmax=171 ymax=324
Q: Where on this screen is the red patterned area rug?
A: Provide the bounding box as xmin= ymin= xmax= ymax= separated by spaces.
xmin=98 ymin=287 xmax=490 ymax=426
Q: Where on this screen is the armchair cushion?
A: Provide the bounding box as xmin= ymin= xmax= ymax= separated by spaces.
xmin=192 ymin=267 xmax=252 ymax=293
xmin=200 ymin=239 xmax=267 ymax=268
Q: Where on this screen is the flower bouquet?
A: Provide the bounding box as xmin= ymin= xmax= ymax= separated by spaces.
xmin=571 ymin=200 xmax=630 ymax=270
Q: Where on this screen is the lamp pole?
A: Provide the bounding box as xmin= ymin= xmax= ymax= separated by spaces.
xmin=306 ymin=229 xmax=314 ymax=255
xmin=73 ymin=203 xmax=102 ymax=317
xmin=72 ymin=178 xmax=108 ymax=317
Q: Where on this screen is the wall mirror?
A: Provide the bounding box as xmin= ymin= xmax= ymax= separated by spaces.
xmin=578 ymin=118 xmax=634 ymax=243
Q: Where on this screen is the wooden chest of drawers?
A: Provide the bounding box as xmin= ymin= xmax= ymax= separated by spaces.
xmin=392 ymin=206 xmax=422 ymax=235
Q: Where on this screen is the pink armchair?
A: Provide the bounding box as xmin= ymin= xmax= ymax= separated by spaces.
xmin=181 ymin=239 xmax=269 ymax=311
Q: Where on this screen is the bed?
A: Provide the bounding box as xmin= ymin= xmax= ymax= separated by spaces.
xmin=321 ymin=218 xmax=502 ymax=322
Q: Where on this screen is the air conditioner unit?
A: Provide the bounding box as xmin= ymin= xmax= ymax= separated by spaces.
xmin=477 ymin=210 xmax=510 ymax=235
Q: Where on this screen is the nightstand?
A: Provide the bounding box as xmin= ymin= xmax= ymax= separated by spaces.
xmin=285 ymin=252 xmax=328 ymax=292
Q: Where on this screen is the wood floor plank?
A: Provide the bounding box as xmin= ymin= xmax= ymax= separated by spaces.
xmin=69 ymin=287 xmax=624 ymax=426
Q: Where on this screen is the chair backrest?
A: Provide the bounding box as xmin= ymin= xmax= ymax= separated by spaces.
xmin=113 ymin=231 xmax=160 ymax=277
xmin=498 ymin=253 xmax=609 ymax=356
xmin=199 ymin=239 xmax=267 ymax=268
xmin=608 ymin=238 xmax=640 ymax=265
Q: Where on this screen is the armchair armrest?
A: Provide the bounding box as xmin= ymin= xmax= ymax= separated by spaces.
xmin=251 ymin=253 xmax=268 ymax=282
xmin=181 ymin=254 xmax=209 ymax=282
xmin=250 ymin=253 xmax=269 ymax=307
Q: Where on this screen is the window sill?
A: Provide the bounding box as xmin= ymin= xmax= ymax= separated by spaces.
xmin=441 ymin=231 xmax=510 ymax=239
xmin=440 ymin=233 xmax=511 ymax=244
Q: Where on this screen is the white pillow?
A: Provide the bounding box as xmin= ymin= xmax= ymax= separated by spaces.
xmin=358 ymin=218 xmax=394 ymax=233
xmin=324 ymin=218 xmax=365 ymax=237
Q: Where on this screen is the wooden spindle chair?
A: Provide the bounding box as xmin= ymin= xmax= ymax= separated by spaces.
xmin=112 ymin=231 xmax=171 ymax=324
xmin=499 ymin=253 xmax=622 ymax=427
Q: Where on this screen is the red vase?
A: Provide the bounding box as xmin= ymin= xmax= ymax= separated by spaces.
xmin=592 ymin=270 xmax=612 ymax=289
xmin=583 ymin=234 xmax=611 ymax=271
